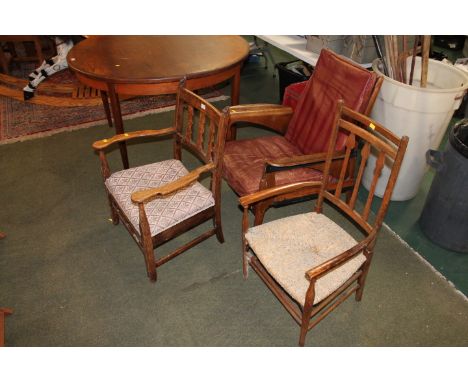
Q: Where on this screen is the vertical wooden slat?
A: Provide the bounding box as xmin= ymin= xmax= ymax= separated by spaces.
xmin=335 ymin=133 xmax=355 ymax=199
xmin=363 ymin=151 xmax=385 ymax=221
xmin=186 ymin=105 xmax=194 ymax=141
xmin=348 ymin=142 xmax=370 ymax=209
xmin=197 ymin=110 xmax=206 ymax=149
xmin=206 ymin=119 xmax=215 ymax=159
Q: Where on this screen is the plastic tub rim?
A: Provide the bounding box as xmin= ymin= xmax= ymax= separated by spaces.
xmin=372 ymin=57 xmax=468 ymax=94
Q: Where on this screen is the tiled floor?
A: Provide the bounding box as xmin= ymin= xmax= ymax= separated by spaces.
xmin=246 ymin=36 xmax=468 ymax=297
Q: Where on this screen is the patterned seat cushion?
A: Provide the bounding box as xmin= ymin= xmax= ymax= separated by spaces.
xmin=245 ymin=212 xmax=366 ymax=306
xmin=105 ymin=159 xmax=214 ymax=237
xmin=222 ymin=135 xmax=325 ymax=196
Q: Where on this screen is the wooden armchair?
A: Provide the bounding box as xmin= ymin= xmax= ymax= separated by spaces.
xmin=92 ymin=83 xmax=226 ymax=282
xmin=223 ymin=49 xmax=383 ymax=225
xmin=240 ymin=101 xmax=408 ymax=346
xmin=0 ymin=308 xmax=12 ymax=346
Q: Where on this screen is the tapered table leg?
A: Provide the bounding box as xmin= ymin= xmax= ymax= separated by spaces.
xmin=100 ymin=90 xmax=113 ymax=128
xmin=107 ymin=84 xmax=129 ymax=169
xmin=231 ymin=66 xmax=241 ymax=106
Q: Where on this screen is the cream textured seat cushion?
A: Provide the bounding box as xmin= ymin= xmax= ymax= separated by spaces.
xmin=105 ymin=159 xmax=215 ymax=237
xmin=245 ymin=212 xmax=366 ymax=306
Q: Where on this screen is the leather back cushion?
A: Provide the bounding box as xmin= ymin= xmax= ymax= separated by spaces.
xmin=284 ymin=49 xmax=377 ymax=154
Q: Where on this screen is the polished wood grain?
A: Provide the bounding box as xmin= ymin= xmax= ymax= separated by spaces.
xmin=69 ymin=36 xmax=248 ymax=169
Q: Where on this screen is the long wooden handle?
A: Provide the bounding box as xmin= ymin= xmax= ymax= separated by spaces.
xmin=420 ymin=35 xmax=431 ymax=88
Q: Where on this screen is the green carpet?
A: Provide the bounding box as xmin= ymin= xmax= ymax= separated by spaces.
xmin=1 ymin=100 xmax=467 ymax=346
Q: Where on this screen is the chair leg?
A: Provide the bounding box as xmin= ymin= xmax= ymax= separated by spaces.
xmin=214 ymin=209 xmax=224 ymax=243
xmin=142 ymin=241 xmax=157 ymax=283
xmin=299 ymin=285 xmax=315 ymax=346
xmin=107 ymin=195 xmax=119 ymax=225
xmin=242 ymin=241 xmax=250 ymax=279
xmin=356 ymin=252 xmax=373 ymax=301
xmin=253 ymin=202 xmax=269 ymax=226
xmin=355 ymin=263 xmax=371 ymax=302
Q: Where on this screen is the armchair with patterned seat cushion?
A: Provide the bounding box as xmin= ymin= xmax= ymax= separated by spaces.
xmin=222 ymin=49 xmax=383 ymax=225
xmin=92 ymin=83 xmax=227 ymax=282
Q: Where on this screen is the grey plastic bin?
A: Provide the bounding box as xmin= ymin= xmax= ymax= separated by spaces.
xmin=419 ymin=119 xmax=468 ymax=252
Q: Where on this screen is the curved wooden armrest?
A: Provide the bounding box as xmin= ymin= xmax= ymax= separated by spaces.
xmin=226 ymin=104 xmax=293 ymax=135
xmin=265 ymin=151 xmax=346 ymax=171
xmin=92 ymin=127 xmax=176 ymax=150
xmin=131 ymin=163 xmax=215 ymax=204
xmin=305 ymin=231 xmax=377 ymax=281
xmin=239 ymin=181 xmax=322 ymax=208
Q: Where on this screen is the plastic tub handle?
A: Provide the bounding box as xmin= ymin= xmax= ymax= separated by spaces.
xmin=426 ymin=149 xmax=445 ymax=171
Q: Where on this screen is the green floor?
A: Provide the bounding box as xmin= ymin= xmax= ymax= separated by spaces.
xmin=247 ymin=38 xmax=468 ymax=298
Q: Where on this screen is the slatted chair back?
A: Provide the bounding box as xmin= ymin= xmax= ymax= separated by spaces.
xmin=174 ymin=86 xmax=224 ymax=169
xmin=315 ymin=100 xmax=409 ymax=235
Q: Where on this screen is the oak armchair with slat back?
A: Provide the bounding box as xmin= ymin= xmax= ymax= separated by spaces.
xmin=222 ymin=49 xmax=383 ymax=225
xmin=92 ymin=83 xmax=226 ymax=282
xmin=239 ymin=100 xmax=408 ymax=346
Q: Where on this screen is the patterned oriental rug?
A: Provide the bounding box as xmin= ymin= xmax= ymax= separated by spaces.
xmin=0 ymin=67 xmax=228 ymax=145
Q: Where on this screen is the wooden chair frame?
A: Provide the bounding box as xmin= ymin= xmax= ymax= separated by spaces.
xmin=224 ymin=76 xmax=383 ymax=226
xmin=92 ymin=83 xmax=227 ymax=282
xmin=0 ymin=308 xmax=12 ymax=347
xmin=239 ymin=101 xmax=408 ymax=346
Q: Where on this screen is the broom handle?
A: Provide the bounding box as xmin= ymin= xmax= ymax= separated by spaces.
xmin=392 ymin=36 xmax=401 ymax=82
xmin=409 ymin=35 xmax=420 ymax=86
xmin=420 ymin=35 xmax=431 ymax=88
xmin=384 ymin=36 xmax=394 ymax=79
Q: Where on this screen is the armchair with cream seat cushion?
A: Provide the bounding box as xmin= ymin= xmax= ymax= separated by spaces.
xmin=239 ymin=101 xmax=409 ymax=346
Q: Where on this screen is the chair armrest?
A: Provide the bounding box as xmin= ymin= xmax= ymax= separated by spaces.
xmin=226 ymin=104 xmax=293 ymax=135
xmin=92 ymin=127 xmax=176 ymax=151
xmin=239 ymin=181 xmax=322 ymax=208
xmin=265 ymin=151 xmax=346 ymax=172
xmin=131 ymin=163 xmax=215 ymax=204
xmin=305 ymin=230 xmax=377 ymax=281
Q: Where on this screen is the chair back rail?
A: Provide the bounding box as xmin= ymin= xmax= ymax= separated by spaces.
xmin=316 ymin=101 xmax=409 ymax=234
xmin=174 ymin=86 xmax=223 ymax=166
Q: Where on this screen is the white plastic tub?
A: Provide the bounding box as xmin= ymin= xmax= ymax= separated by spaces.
xmin=362 ymin=57 xmax=468 ymax=200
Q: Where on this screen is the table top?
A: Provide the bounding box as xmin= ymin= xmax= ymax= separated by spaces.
xmin=67 ymin=35 xmax=249 ymax=84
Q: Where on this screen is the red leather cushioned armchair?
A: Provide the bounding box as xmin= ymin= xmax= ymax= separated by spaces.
xmin=222 ymin=49 xmax=383 ymax=224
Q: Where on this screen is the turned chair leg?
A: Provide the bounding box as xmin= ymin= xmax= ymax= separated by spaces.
xmin=242 ymin=242 xmax=250 ymax=279
xmin=107 ymin=196 xmax=119 ymax=225
xmin=253 ymin=202 xmax=269 ymax=226
xmin=214 ymin=209 xmax=224 ymax=243
xmin=143 ymin=246 xmax=157 ymax=283
xmin=355 ymin=264 xmax=371 ymax=301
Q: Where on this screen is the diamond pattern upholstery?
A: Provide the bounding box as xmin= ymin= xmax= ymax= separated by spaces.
xmin=245 ymin=212 xmax=366 ymax=306
xmin=105 ymin=159 xmax=215 ymax=237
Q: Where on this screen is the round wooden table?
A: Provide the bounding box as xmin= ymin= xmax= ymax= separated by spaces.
xmin=67 ymin=35 xmax=249 ymax=168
